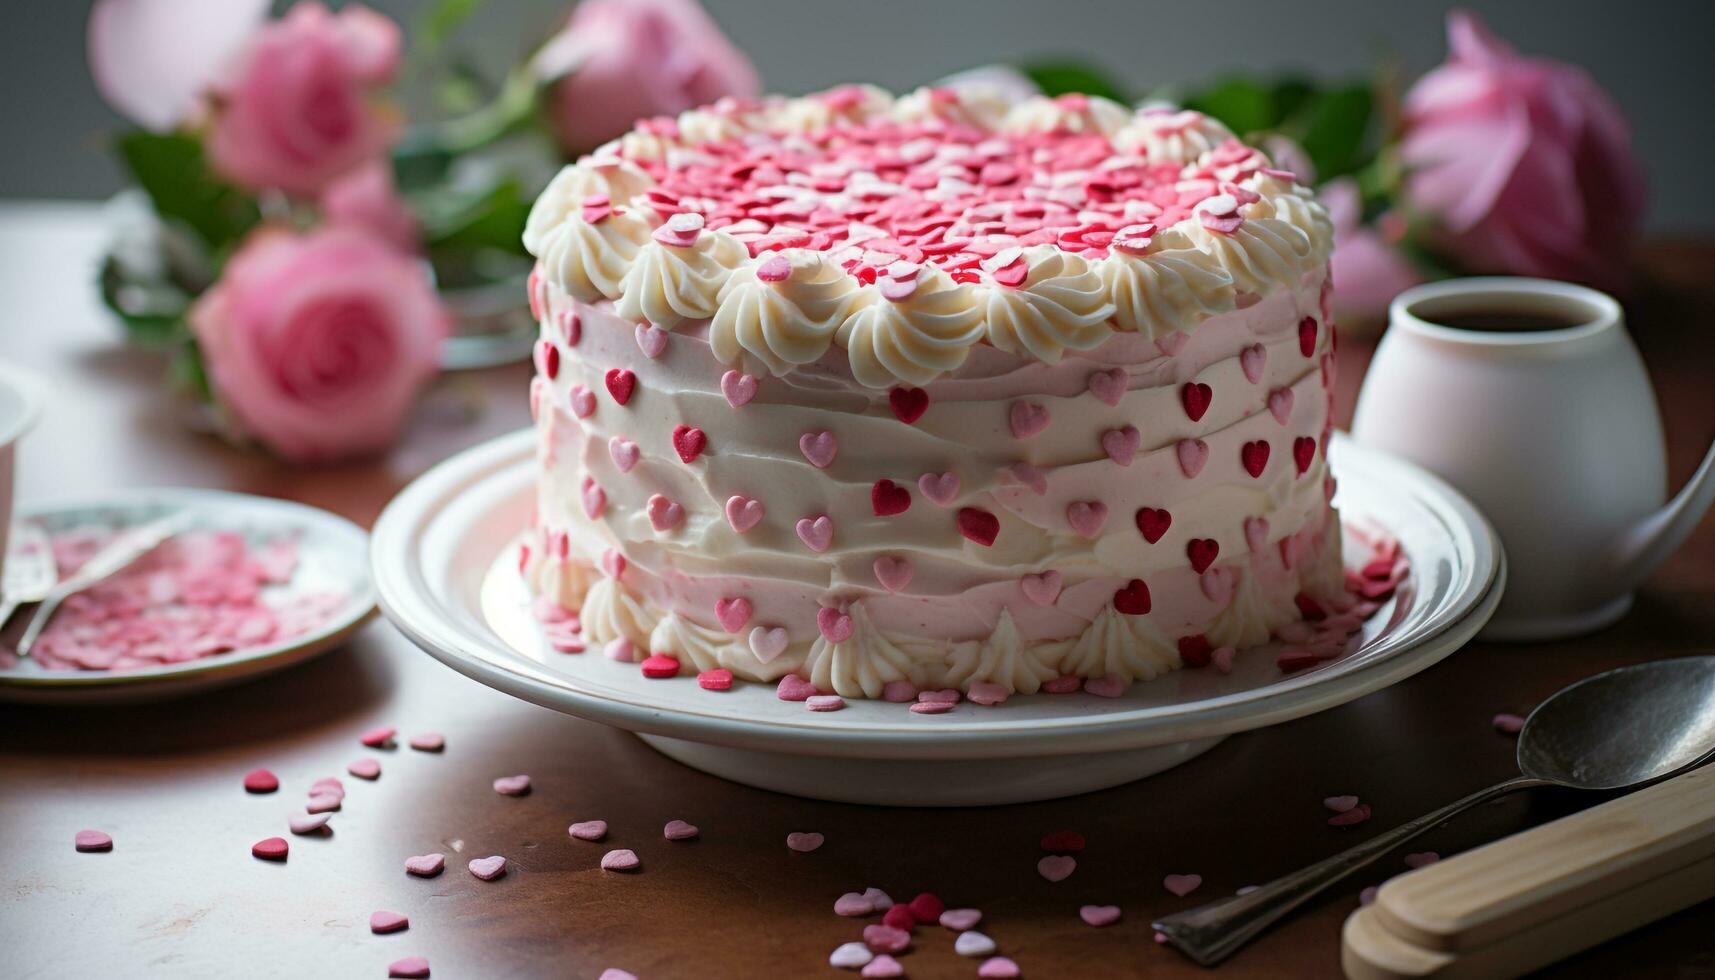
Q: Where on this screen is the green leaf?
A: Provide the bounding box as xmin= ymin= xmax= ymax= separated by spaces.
xmin=421 ymin=0 xmax=488 ymax=53
xmin=419 ymin=177 xmax=532 ymax=256
xmin=116 ymin=132 xmax=259 ymax=249
xmin=1185 ymin=78 xmax=1279 ymax=136
xmin=169 ymin=339 xmax=215 ymax=403
xmin=1296 ymin=85 xmax=1374 ymax=181
xmin=97 ymin=251 xmax=193 ymax=347
xmin=1019 ymin=61 xmax=1130 ymax=103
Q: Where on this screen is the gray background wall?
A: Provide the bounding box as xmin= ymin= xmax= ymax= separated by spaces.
xmin=4 ymin=0 xmax=1709 ymax=231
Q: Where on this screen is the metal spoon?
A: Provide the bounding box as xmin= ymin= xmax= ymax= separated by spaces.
xmin=0 ymin=522 xmax=55 ymax=629
xmin=1153 ymin=657 xmax=1715 ymax=966
xmin=14 ymin=512 xmax=188 ymax=657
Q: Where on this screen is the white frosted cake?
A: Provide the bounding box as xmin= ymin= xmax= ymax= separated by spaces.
xmin=518 ymin=86 xmax=1353 ymax=702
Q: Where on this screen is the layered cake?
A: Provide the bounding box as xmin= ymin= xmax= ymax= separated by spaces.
xmin=519 ymin=85 xmax=1348 ymax=700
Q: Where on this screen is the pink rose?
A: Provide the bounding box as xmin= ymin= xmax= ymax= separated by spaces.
xmin=1321 ymin=178 xmax=1422 ymax=329
xmin=1401 ymin=10 xmax=1646 ymax=289
xmin=190 ymin=226 xmax=447 ymax=462
xmin=87 ymin=0 xmax=270 ymax=131
xmin=538 ymin=0 xmax=760 ymax=154
xmin=207 ymin=2 xmax=403 ymax=197
xmin=320 ymin=161 xmax=420 ymax=254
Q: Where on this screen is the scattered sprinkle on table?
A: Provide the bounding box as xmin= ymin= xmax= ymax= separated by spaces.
xmin=74 ymin=829 xmax=112 ymax=852
xmin=251 ymin=837 xmax=288 ymax=861
xmin=347 ymin=758 xmax=381 ymax=780
xmin=1164 ymin=873 xmax=1202 ymax=897
xmin=1037 ymin=855 xmax=1075 ymax=882
xmin=468 ymin=855 xmax=507 ymax=880
xmin=786 ymin=831 xmax=824 ymax=853
xmin=1324 ymin=795 xmax=1360 ymax=813
xmin=882 ymin=905 xmax=916 ymax=931
xmin=407 ymin=733 xmax=445 ymax=752
xmin=306 ymin=793 xmax=342 ymax=814
xmin=288 ymin=812 xmax=331 ymax=835
xmin=1493 ymin=712 xmax=1526 ymax=734
xmin=597 ymin=971 xmax=637 ymax=980
xmin=861 ymin=954 xmax=903 ymax=978
xmin=388 ymin=956 xmax=430 ymax=978
xmin=492 ymin=774 xmax=531 ymax=796
xmin=242 ymin=768 xmax=279 ymax=794
xmin=830 ymin=941 xmax=873 ymax=969
xmin=906 ymin=892 xmax=944 ymax=924
xmin=939 ymin=908 xmax=982 ymax=931
xmin=862 ymin=924 xmax=910 ymax=954
xmin=568 ymin=820 xmax=607 ymax=841
xmin=404 ymin=853 xmax=445 ymax=877
xmin=977 ymin=956 xmax=1020 ymax=978
xmin=954 ymin=931 xmax=997 ymax=957
xmin=1080 ymin=904 xmax=1121 ymax=927
xmin=835 ymin=892 xmax=874 ymax=917
xmin=360 ymin=726 xmax=397 ymax=749
xmin=663 ymin=820 xmax=699 ymax=841
xmin=370 ymin=910 xmax=408 ymax=934
xmin=600 ymin=849 xmax=640 ymax=872
xmin=1329 ymin=803 xmax=1373 ymax=827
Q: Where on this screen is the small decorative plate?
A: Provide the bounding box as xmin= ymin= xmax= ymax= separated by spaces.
xmin=0 ymin=488 xmax=375 ymax=704
xmin=374 ymin=431 xmax=1503 ymax=806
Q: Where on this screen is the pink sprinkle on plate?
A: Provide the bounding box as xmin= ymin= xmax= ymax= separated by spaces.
xmin=663 ymin=819 xmax=699 ymax=841
xmin=697 ymin=669 xmax=733 ymax=691
xmin=252 ymin=836 xmax=289 ymax=861
xmin=243 ymin=768 xmax=279 ymax=794
xmin=569 ymin=820 xmax=608 ymax=841
xmin=939 ymin=908 xmax=982 ymax=931
xmin=977 ymin=956 xmax=1020 ymax=978
xmin=1080 ymin=904 xmax=1121 ymax=927
xmin=74 ymin=829 xmax=112 ymax=852
xmin=861 ymin=954 xmax=903 ymax=978
xmin=347 ymin=757 xmax=381 ymax=780
xmin=830 ymin=942 xmax=873 ymax=969
xmin=908 ymin=701 xmax=952 ymax=715
xmin=370 ymin=910 xmax=409 ymax=934
xmin=408 ymin=733 xmax=445 ymax=753
xmin=1037 ymin=855 xmax=1075 ymax=882
xmin=862 ymin=924 xmax=911 ymax=954
xmin=601 ymin=848 xmax=640 ymax=872
xmin=468 ymin=855 xmax=507 ymax=880
xmin=786 ymin=831 xmax=824 ymax=853
xmin=388 ymin=956 xmax=430 ymax=979
xmin=404 ymin=853 xmax=445 ymax=877
xmin=1164 ymin=873 xmax=1202 ymax=897
xmin=1329 ymin=803 xmax=1373 ymax=827
xmin=289 ymin=811 xmax=332 ymax=835
xmin=360 ymin=726 xmax=397 ymax=748
xmin=306 ymin=793 xmax=342 ymax=814
xmin=835 ymin=892 xmax=874 ymax=917
xmin=807 ymin=695 xmax=846 ymax=712
xmin=492 ymin=774 xmax=531 ymax=796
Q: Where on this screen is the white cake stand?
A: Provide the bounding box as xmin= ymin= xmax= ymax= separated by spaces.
xmin=372 ymin=431 xmax=1503 ymax=806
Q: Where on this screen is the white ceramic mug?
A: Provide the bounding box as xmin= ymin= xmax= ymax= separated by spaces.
xmin=1352 ymin=277 xmax=1715 ymax=641
xmin=0 ymin=362 xmax=42 ymax=588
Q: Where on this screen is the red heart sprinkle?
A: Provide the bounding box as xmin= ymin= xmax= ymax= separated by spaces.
xmin=871 ymin=479 xmax=911 ymax=517
xmin=388 ymin=956 xmax=431 ymax=979
xmin=1241 ymin=440 xmax=1271 ymax=478
xmin=672 ymin=425 xmax=707 ymax=463
xmin=641 ymin=653 xmax=681 ymax=679
xmin=1187 ymin=538 xmax=1220 ymax=574
xmin=1299 ymin=317 xmax=1318 ymax=357
xmin=888 ymin=387 xmax=929 ymax=424
xmin=1180 ymin=382 xmax=1213 ymax=422
xmin=1296 ymin=593 xmax=1327 ymax=621
xmin=698 ymin=669 xmax=734 ymax=691
xmin=1294 ymin=436 xmax=1317 ymax=475
xmin=906 ymin=892 xmax=945 ymax=925
xmin=359 ymin=726 xmax=396 ymax=748
xmin=74 ymin=829 xmax=113 ymax=852
xmin=1178 ymin=634 xmax=1213 ymax=668
xmin=883 ymin=904 xmax=917 ymax=931
xmin=536 ymin=341 xmax=559 ymax=380
xmin=1040 ymin=831 xmax=1086 ymax=852
xmin=251 ymin=836 xmax=289 ymax=861
xmin=242 ymin=768 xmax=279 ymax=794
xmin=956 ymin=508 xmax=999 ymax=547
xmin=370 ymin=910 xmax=409 ymax=934
xmin=604 ymin=369 xmax=636 ymax=406
xmin=1135 ymin=507 xmax=1172 ymax=544
xmin=1113 ymin=579 xmax=1151 ymax=615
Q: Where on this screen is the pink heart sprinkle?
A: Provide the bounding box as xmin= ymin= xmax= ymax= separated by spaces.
xmin=243 ymin=768 xmax=279 ymax=794
xmin=1240 ymin=344 xmax=1267 ymax=384
xmin=405 ymin=853 xmax=446 ymax=876
xmin=940 ymin=908 xmax=982 ymax=931
xmin=1007 ymin=463 xmax=1047 ymax=495
xmin=1329 ymin=803 xmax=1373 ymax=827
xmin=370 ymin=910 xmax=409 ymax=934
xmin=605 ymin=638 xmax=635 ymax=662
xmin=977 ymin=956 xmax=1020 ymax=978
xmin=602 ymin=548 xmax=627 ymax=578
xmin=74 ymin=829 xmax=112 ymax=852
xmin=568 ymin=821 xmax=608 ymax=841
xmin=388 ymin=956 xmax=431 ymax=979
xmin=1038 ymin=855 xmax=1076 ymax=882
xmin=756 ymin=254 xmax=792 ymax=282
xmin=1087 ymin=368 xmax=1128 ymax=406
xmin=360 ymin=725 xmax=396 ymax=749
xmin=1008 ymin=400 xmax=1050 ymax=439
xmin=1085 ymin=673 xmax=1127 ymax=698
xmin=1042 ymin=674 xmax=1082 ymax=694
xmin=720 ymin=370 xmax=758 ymax=408
xmin=663 ymin=819 xmax=700 ymax=841
xmin=289 ymin=812 xmax=331 ymax=835
xmin=608 ymin=436 xmax=640 ymax=473
xmin=807 ymin=695 xmax=846 ymax=712
xmin=715 ymin=597 xmax=753 ymax=633
xmin=873 ymin=556 xmax=914 ymax=592
xmin=787 ymin=831 xmax=824 ymax=853
xmin=831 ymin=942 xmax=874 ymax=970
xmin=1080 ymin=904 xmax=1121 ymax=927
xmin=917 ymin=471 xmax=960 ymax=505
xmin=816 ymin=607 xmax=854 ymax=643
xmin=882 ymin=680 xmax=918 ymax=703
xmin=347 ymin=758 xmax=381 ymax=780
xmin=493 ymin=774 xmax=531 ymax=796
xmin=1020 ymin=571 xmax=1062 ymax=605
xmin=776 ymin=673 xmax=817 ymax=701
xmin=646 ymin=494 xmax=683 ymax=532
xmin=835 ymin=892 xmax=875 ymax=916
xmin=862 ymin=954 xmax=904 ymax=978
xmin=909 ymin=700 xmax=953 ymax=715
xmin=795 ymin=515 xmax=834 ymax=552
xmin=749 ymin=627 xmax=790 ymax=664
xmin=635 ymin=323 xmax=668 ymax=359
xmin=306 ymin=794 xmax=342 ymax=814
xmin=1066 ymin=501 xmax=1108 ymax=539
xmin=252 ymin=837 xmax=289 ymax=861
xmin=1268 ymin=387 xmax=1295 ymax=425
xmin=1405 ymin=851 xmax=1440 ymax=869
xmin=408 ymin=733 xmax=445 ymax=753
xmin=724 ymin=495 xmax=765 ymax=533
xmin=799 ymin=430 xmax=838 ymax=468
xmin=863 ymin=924 xmax=911 ymax=954
xmin=570 ymin=385 xmax=596 ymax=419
xmin=878 ymin=271 xmax=920 ymax=302
xmin=1244 ymin=516 xmax=1271 ymax=554
xmin=1101 ymin=426 xmax=1140 ymax=466
xmin=583 ymin=482 xmax=607 ymax=519
xmin=468 ymin=855 xmax=507 ymax=880
xmin=919 ymin=689 xmax=961 ymax=704
xmin=1359 ymin=886 xmax=1379 ymax=907
xmin=967 ymin=682 xmax=1009 ymax=706
xmin=1177 ymin=438 xmax=1210 ymax=478
xmin=1493 ymin=713 xmax=1526 ymax=734
xmin=1324 ymin=795 xmax=1360 ymax=813
xmin=1211 ymin=646 xmax=1236 ymax=673
xmin=1156 ymin=331 xmax=1189 ymax=358
xmin=1200 ymin=566 xmax=1236 ymax=605
xmin=1164 ymin=873 xmax=1202 ymax=897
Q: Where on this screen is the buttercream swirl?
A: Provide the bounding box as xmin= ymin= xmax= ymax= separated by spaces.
xmin=1002 ymin=94 xmax=1131 ymax=136
xmin=534 ymin=556 xmax=599 ymax=614
xmin=1113 ymin=108 xmax=1237 ymax=164
xmin=800 ymin=603 xmax=930 ymax=698
xmin=943 ymin=609 xmax=1060 ymax=694
xmin=1204 ymin=568 xmax=1279 ymax=650
xmin=647 ymin=611 xmax=803 ymax=682
xmin=615 ymin=229 xmax=749 ymax=329
xmin=577 ymin=577 xmax=652 ymax=649
xmin=539 ymin=206 xmax=654 ymax=303
xmin=710 ymin=251 xmax=862 ymax=376
xmin=1053 ymin=605 xmax=1178 ymax=684
xmin=1244 ymin=173 xmax=1335 ymax=264
xmin=978 ymin=246 xmax=1116 ymax=361
xmin=1185 ymin=213 xmax=1319 ymax=297
xmin=1099 ymin=227 xmax=1237 ymax=335
xmin=836 ymin=266 xmax=985 ymax=388
xmin=522 ymin=159 xmax=654 ymax=255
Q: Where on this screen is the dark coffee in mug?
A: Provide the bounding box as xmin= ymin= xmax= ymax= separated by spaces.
xmin=1419 ymin=308 xmax=1590 ymax=333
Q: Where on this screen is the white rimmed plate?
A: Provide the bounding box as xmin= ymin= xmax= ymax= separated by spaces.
xmin=373 ymin=431 xmax=1503 ymax=806
xmin=0 ymin=488 xmax=376 ymax=704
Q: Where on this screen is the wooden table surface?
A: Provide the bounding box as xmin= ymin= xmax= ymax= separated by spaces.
xmin=1 ymin=203 xmax=1712 ymax=980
